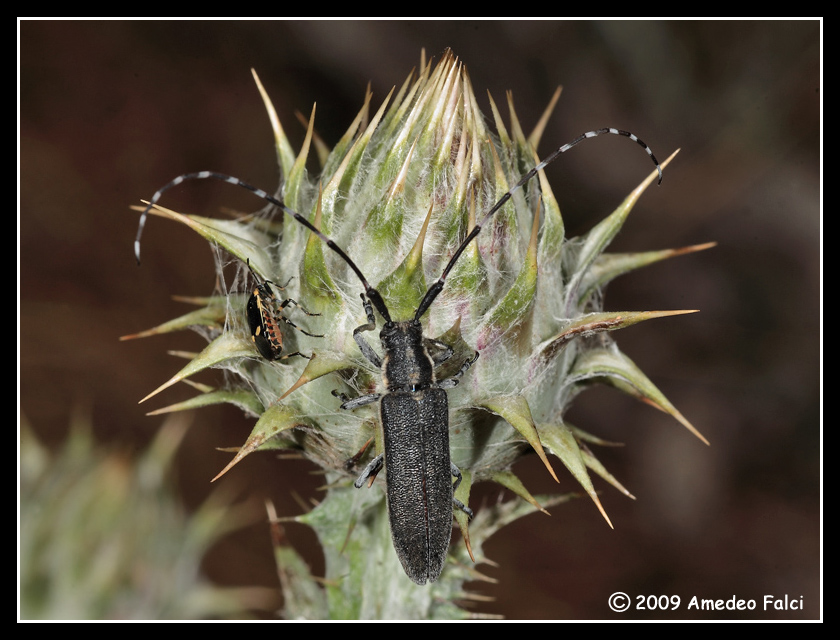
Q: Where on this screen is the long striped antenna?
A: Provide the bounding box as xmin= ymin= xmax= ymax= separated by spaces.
xmin=134 ymin=171 xmax=391 ymax=321
xmin=135 ymin=128 xmax=661 ymax=324
xmin=415 ymin=128 xmax=661 ymax=319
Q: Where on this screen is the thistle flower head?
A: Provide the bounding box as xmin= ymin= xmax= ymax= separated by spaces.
xmin=127 ymin=50 xmax=710 ymax=618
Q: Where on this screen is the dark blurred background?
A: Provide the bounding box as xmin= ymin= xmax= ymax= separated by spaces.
xmin=20 ymin=21 xmax=820 ymax=620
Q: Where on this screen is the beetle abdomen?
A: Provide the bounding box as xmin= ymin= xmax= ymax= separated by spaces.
xmin=381 ymin=388 xmax=452 ymax=584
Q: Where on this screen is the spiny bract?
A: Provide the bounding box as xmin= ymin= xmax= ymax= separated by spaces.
xmin=20 ymin=415 xmax=270 ymax=619
xmin=127 ymin=50 xmax=710 ymax=619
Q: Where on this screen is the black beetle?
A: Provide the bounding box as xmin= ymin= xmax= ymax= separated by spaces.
xmin=135 ymin=129 xmax=662 ymax=584
xmin=332 ymin=292 xmax=479 ymax=584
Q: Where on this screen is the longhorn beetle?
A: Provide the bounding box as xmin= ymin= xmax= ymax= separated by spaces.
xmin=245 ymin=258 xmax=323 ymax=361
xmin=135 ymin=128 xmax=662 ymax=584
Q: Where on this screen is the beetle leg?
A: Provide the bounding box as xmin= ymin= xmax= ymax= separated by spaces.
xmin=344 ymin=437 xmax=374 ymax=471
xmin=453 ymin=497 xmax=474 ymax=519
xmin=337 ymin=392 xmax=381 ymax=410
xmin=423 ymin=338 xmax=454 ymax=366
xmin=450 ymin=461 xmax=464 ymax=491
xmin=354 ymin=453 xmax=384 ymax=489
xmin=331 ymin=388 xmax=380 ymax=410
xmin=438 ymin=351 xmax=480 ymax=389
xmin=277 ymin=296 xmax=321 ymax=318
xmin=276 ymin=312 xmax=324 ymax=338
xmin=277 ymin=351 xmax=313 ymax=361
xmin=450 ymin=461 xmax=474 ymax=519
xmin=353 ymin=295 xmax=382 ymax=368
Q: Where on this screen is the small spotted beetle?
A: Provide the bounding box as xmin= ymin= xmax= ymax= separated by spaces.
xmin=135 ymin=128 xmax=662 ymax=584
xmin=245 ymin=259 xmax=323 ymax=361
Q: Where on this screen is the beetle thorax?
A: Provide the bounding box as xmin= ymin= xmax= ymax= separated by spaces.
xmin=380 ymin=320 xmax=436 ymax=392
